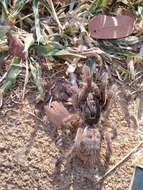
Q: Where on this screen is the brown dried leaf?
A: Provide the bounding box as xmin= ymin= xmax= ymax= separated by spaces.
xmin=88 ymin=15 xmax=135 ymax=39
xmin=6 ymin=32 xmax=25 ymax=59
xmin=44 ymin=101 xmax=70 ymax=128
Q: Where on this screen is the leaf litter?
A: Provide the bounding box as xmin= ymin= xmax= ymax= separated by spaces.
xmin=0 ymin=0 xmax=143 ymax=190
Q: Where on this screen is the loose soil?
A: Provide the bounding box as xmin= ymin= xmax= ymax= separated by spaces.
xmin=0 ymin=78 xmax=143 ymax=190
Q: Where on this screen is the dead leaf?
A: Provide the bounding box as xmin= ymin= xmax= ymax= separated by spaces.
xmin=44 ymin=101 xmax=70 ymax=128
xmin=6 ymin=32 xmax=25 ymax=59
xmin=88 ymin=15 xmax=135 ymax=39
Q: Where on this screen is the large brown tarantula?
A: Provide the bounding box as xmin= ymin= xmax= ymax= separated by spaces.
xmin=45 ymin=64 xmax=117 ymax=171
xmin=56 ymin=65 xmax=117 ymax=169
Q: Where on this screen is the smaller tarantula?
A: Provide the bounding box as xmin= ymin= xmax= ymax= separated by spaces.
xmin=53 ymin=65 xmax=118 ymax=171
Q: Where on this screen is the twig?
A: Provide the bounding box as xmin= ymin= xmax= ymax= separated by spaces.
xmin=0 ymin=94 xmax=3 ymax=108
xmin=95 ymin=139 xmax=143 ymax=185
xmin=3 ymin=108 xmax=48 ymax=130
xmin=15 ymin=13 xmax=33 ymax=24
xmin=47 ymin=0 xmax=63 ymax=32
xmin=0 ymin=71 xmax=8 ymax=83
xmin=22 ymin=58 xmax=29 ymax=100
xmin=24 ymin=110 xmax=48 ymax=128
xmin=0 ymin=56 xmax=14 ymax=83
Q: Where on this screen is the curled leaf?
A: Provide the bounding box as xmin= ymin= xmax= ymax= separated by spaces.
xmin=6 ymin=31 xmax=25 ymax=59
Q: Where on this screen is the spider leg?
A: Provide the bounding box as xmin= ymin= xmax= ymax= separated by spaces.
xmin=111 ymin=121 xmax=118 ymax=139
xmin=93 ymin=129 xmax=102 ymax=168
xmin=104 ymin=133 xmax=112 ymax=170
xmin=54 ymin=127 xmax=84 ymax=172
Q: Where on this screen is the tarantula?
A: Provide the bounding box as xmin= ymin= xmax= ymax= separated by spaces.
xmin=48 ymin=64 xmax=118 ymax=172
xmin=64 ymin=66 xmax=116 ymax=167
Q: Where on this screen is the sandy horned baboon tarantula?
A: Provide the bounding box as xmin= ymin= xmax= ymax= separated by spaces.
xmin=51 ymin=64 xmax=118 ymax=171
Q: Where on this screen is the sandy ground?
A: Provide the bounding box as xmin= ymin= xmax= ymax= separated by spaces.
xmin=0 ymin=80 xmax=143 ymax=190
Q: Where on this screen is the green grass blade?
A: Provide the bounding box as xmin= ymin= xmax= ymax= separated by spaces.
xmin=102 ymin=47 xmax=136 ymax=57
xmin=33 ymin=0 xmax=43 ymax=43
xmin=0 ymin=0 xmax=9 ymax=15
xmin=110 ymin=36 xmax=139 ymax=46
xmin=90 ymin=0 xmax=109 ymax=14
xmin=53 ymin=49 xmax=84 ymax=59
xmin=35 ymin=45 xmax=59 ymax=56
xmin=30 ymin=57 xmax=44 ymax=100
xmin=10 ymin=1 xmax=26 ymax=17
xmin=35 ymin=45 xmax=84 ymax=59
xmin=103 ymin=57 xmax=130 ymax=75
xmin=0 ymin=57 xmax=22 ymax=94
